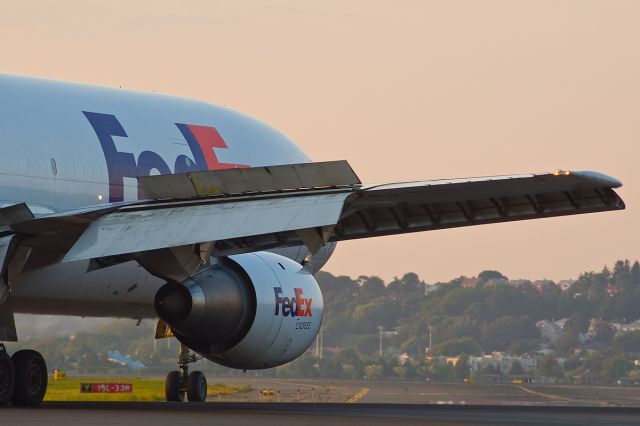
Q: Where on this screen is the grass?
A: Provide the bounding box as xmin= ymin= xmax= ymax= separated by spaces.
xmin=44 ymin=376 xmax=252 ymax=402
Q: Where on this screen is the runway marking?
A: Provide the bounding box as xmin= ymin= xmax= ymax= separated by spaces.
xmin=345 ymin=387 xmax=369 ymax=403
xmin=268 ymin=379 xmax=349 ymax=390
xmin=515 ymin=386 xmax=618 ymax=407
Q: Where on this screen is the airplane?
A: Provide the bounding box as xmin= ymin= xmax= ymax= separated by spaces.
xmin=0 ymin=73 xmax=625 ymax=406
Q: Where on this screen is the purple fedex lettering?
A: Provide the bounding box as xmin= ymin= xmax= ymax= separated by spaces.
xmin=84 ymin=112 xmax=247 ymax=202
xmin=83 ymin=111 xmax=172 ymax=202
xmin=274 ymin=287 xmax=284 ymax=315
xmin=83 ymin=112 xmax=138 ymax=202
xmin=274 ymin=287 xmax=312 ymax=317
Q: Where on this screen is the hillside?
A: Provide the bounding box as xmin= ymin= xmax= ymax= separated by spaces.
xmin=8 ymin=259 xmax=640 ymax=382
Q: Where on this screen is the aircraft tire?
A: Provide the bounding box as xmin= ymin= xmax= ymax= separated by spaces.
xmin=165 ymin=370 xmax=184 ymax=402
xmin=10 ymin=350 xmax=47 ymax=407
xmin=0 ymin=351 xmax=14 ymax=406
xmin=186 ymin=371 xmax=207 ymax=402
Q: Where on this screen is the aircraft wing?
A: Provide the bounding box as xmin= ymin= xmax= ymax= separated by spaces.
xmin=333 ymin=170 xmax=624 ymax=241
xmin=0 ymin=162 xmax=624 ymax=276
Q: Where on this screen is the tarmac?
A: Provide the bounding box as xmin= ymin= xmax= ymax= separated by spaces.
xmin=193 ymin=377 xmax=640 ymax=406
xmin=5 ymin=378 xmax=640 ymax=425
xmin=3 ymin=402 xmax=640 ymax=426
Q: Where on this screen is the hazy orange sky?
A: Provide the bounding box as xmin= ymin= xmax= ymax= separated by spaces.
xmin=1 ymin=0 xmax=638 ymax=283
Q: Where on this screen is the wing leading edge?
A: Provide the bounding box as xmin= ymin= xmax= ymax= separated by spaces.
xmin=0 ymin=163 xmax=624 ymax=275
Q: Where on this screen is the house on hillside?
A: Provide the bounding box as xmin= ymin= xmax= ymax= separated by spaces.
xmin=606 ymin=283 xmax=619 ymax=298
xmin=537 ymin=320 xmax=564 ymax=343
xmin=426 ymin=355 xmax=462 ymax=366
xmin=610 ymin=320 xmax=640 ymax=333
xmin=557 ymin=280 xmax=576 ymax=291
xmin=484 ymin=277 xmax=509 ymax=288
xmin=424 ymin=283 xmax=443 ymax=296
xmin=468 ymin=353 xmax=537 ymax=374
xmin=461 ymin=277 xmax=480 ymax=289
xmin=532 ymin=280 xmax=556 ymax=294
xmin=508 ymin=279 xmax=531 ymax=289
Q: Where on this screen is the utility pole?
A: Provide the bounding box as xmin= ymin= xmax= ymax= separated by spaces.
xmin=378 ymin=326 xmax=384 ymax=357
xmin=427 ymin=326 xmax=433 ymax=354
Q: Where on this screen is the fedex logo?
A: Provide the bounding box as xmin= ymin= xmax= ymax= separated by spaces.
xmin=273 ymin=287 xmax=312 ymax=317
xmin=83 ymin=111 xmax=248 ymax=202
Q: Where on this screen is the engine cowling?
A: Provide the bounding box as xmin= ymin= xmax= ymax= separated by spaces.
xmin=154 ymin=251 xmax=324 ymax=369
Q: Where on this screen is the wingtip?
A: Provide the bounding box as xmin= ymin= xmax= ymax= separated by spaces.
xmin=571 ymin=171 xmax=623 ymax=189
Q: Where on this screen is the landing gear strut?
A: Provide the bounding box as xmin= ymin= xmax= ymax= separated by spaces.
xmin=0 ymin=344 xmax=48 ymax=407
xmin=165 ymin=344 xmax=207 ymax=402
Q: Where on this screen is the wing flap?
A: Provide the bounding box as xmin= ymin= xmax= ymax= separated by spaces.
xmin=62 ymin=193 xmax=350 ymax=262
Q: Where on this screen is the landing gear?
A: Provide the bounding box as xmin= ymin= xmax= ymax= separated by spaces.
xmin=0 ymin=347 xmax=14 ymax=406
xmin=165 ymin=370 xmax=184 ymax=401
xmin=186 ymin=370 xmax=207 ymax=402
xmin=165 ymin=344 xmax=207 ymax=402
xmin=11 ymin=350 xmax=48 ymax=406
xmin=0 ymin=345 xmax=47 ymax=407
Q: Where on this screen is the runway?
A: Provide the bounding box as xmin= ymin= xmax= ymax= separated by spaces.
xmin=3 ymin=402 xmax=640 ymax=426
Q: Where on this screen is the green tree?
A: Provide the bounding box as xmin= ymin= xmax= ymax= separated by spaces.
xmin=509 ymin=339 xmax=538 ymax=355
xmin=563 ymin=314 xmax=590 ymax=335
xmin=453 ymin=354 xmax=470 ymax=380
xmin=393 ymin=362 xmax=417 ymax=379
xmin=428 ymin=360 xmax=455 ymax=381
xmin=364 ymin=364 xmax=384 ymax=379
xmin=554 ymin=331 xmax=579 ymax=355
xmin=508 ymin=360 xmax=524 ymax=376
xmin=538 ymin=354 xmax=562 ymax=378
xmin=388 ymin=273 xmax=424 ymax=294
xmin=359 ymin=276 xmax=386 ymax=298
xmin=591 ymin=321 xmax=615 ymax=345
xmin=430 ymin=337 xmax=481 ymax=356
xmin=614 ymin=331 xmax=640 ymax=352
xmin=477 ymin=270 xmax=508 ymax=286
xmin=481 ymin=316 xmax=538 ymax=352
xmin=563 ymin=354 xmax=583 ymax=372
xmin=603 ymin=355 xmax=633 ymax=379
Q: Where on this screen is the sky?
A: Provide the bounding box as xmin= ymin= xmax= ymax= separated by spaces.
xmin=1 ymin=0 xmax=638 ymax=283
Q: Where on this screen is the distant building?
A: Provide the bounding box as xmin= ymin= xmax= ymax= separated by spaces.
xmin=610 ymin=320 xmax=640 ymax=333
xmin=424 ymin=283 xmax=443 ymax=296
xmin=606 ymin=283 xmax=619 ymax=298
xmin=508 ymin=279 xmax=531 ymax=289
xmin=532 ymin=280 xmax=556 ymax=294
xmin=557 ymin=280 xmax=576 ymax=291
xmin=461 ymin=276 xmax=480 ymax=289
xmin=536 ymin=319 xmax=568 ymax=343
xmin=397 ymin=353 xmax=411 ymax=364
xmin=484 ymin=277 xmax=509 ymax=288
xmin=468 ymin=352 xmax=537 ymax=374
xmin=578 ymin=332 xmax=590 ymax=345
xmin=426 ymin=355 xmax=462 ymax=366
xmin=573 ymin=370 xmax=607 ymax=385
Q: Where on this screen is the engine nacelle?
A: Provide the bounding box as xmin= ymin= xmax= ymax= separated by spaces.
xmin=154 ymin=251 xmax=323 ymax=369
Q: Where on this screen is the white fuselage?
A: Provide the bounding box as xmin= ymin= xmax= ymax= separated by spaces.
xmin=0 ymin=74 xmax=325 ymax=319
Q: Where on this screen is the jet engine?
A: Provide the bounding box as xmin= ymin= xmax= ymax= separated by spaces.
xmin=154 ymin=251 xmax=323 ymax=369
